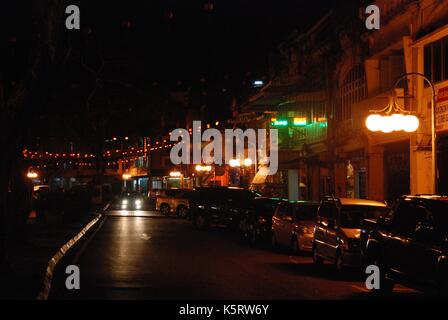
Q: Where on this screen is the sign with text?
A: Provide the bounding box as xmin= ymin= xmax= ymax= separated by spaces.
xmin=436 ymin=86 xmax=448 ymax=133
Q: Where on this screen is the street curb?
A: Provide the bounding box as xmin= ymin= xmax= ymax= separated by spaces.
xmin=36 ymin=213 xmax=104 ymax=300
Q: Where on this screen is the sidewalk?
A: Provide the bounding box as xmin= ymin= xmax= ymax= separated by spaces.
xmin=0 ymin=211 xmax=100 ymax=300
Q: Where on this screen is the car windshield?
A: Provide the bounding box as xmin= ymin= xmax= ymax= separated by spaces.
xmin=121 ymin=192 xmax=142 ymax=199
xmin=291 ymin=204 xmax=318 ymax=221
xmin=429 ymin=201 xmax=448 ymax=235
xmin=254 ymin=199 xmax=281 ymax=218
xmin=227 ymin=189 xmax=260 ymax=202
xmin=339 ymin=205 xmax=387 ymax=228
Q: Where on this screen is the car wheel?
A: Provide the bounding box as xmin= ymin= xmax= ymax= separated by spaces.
xmin=438 ymin=280 xmax=448 ymax=298
xmin=176 ymin=206 xmax=188 ymax=218
xmin=312 ymin=244 xmax=323 ymax=265
xmin=335 ymin=250 xmax=345 ymax=274
xmin=271 ymin=232 xmax=278 ymax=251
xmin=437 ymin=264 xmax=448 ymax=298
xmin=160 ymin=204 xmax=170 ymax=215
xmin=291 ymin=237 xmax=300 ymax=255
xmin=248 ymin=224 xmax=257 ymax=245
xmin=238 ymin=220 xmax=249 ymax=243
xmin=369 ymin=255 xmax=394 ymax=295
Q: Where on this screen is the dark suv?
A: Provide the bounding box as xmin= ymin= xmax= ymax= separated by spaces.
xmin=189 ymin=187 xmax=261 ymax=230
xmin=239 ymin=197 xmax=285 ymax=244
xmin=363 ymin=195 xmax=448 ymax=294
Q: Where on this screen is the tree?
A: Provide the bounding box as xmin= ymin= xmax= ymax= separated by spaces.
xmin=0 ymin=0 xmax=66 ymax=276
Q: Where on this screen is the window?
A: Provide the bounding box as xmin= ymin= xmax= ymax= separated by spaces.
xmin=434 ymin=41 xmax=442 ymax=83
xmin=291 ymin=204 xmax=318 ymax=221
xmin=275 ymin=202 xmax=288 ymax=218
xmin=444 ymin=37 xmax=448 ymax=81
xmin=339 ymin=205 xmax=387 ymax=228
xmin=428 ymin=201 xmax=448 ymax=237
xmin=339 ymin=65 xmax=367 ymax=121
xmin=165 ymin=189 xmax=177 ymax=197
xmin=391 ymin=201 xmax=427 ymax=236
xmin=254 ymin=199 xmax=279 ymax=217
xmin=424 ymin=35 xmax=448 ymax=85
xmin=318 ymin=202 xmax=337 ymax=220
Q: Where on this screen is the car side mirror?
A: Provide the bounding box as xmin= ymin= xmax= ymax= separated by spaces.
xmin=377 ymin=215 xmax=392 ymax=227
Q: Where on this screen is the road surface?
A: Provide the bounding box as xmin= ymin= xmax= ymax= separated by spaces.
xmin=49 ymin=211 xmax=425 ymax=300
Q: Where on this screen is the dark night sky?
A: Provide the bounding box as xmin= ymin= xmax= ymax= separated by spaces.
xmin=1 ymin=0 xmax=340 ymax=139
xmin=2 ymin=1 xmax=336 ymax=83
xmin=78 ymin=0 xmax=337 ymax=84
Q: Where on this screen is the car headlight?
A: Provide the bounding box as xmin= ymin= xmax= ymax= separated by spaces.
xmin=135 ymin=199 xmax=142 ymax=206
xmin=122 ymin=199 xmax=128 ymax=205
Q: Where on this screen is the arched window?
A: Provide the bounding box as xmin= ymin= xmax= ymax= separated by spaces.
xmin=340 ymin=65 xmax=367 ymax=121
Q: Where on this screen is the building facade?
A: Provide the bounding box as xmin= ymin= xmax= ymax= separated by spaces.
xmin=333 ymin=0 xmax=448 ymax=202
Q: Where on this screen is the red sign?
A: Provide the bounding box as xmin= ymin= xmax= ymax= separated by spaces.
xmin=438 ymin=86 xmax=448 ymax=103
xmin=436 ymin=86 xmax=448 ymax=133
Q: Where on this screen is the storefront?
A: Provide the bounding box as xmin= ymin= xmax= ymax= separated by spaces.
xmin=436 ymin=85 xmax=448 ymax=194
xmin=384 ymin=141 xmax=410 ymax=202
xmin=344 ymin=149 xmax=367 ymax=199
xmin=438 ymin=135 xmax=448 ymax=194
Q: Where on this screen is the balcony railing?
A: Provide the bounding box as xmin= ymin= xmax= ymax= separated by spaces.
xmin=306 ymin=122 xmax=328 ymax=144
xmin=278 ymin=122 xmax=328 ymax=150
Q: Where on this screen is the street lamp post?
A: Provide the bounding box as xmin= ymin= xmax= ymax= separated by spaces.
xmin=195 ymin=165 xmax=212 ymax=187
xmin=122 ymin=173 xmax=132 ymax=191
xmin=27 ymin=170 xmax=38 ymax=179
xmin=169 ymin=170 xmax=183 ymax=188
xmin=366 ymin=72 xmax=437 ymax=194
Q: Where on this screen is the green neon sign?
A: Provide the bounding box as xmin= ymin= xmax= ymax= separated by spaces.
xmin=272 ymin=120 xmax=288 ymax=126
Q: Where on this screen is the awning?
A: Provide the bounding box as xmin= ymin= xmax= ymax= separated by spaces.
xmin=251 ymin=167 xmax=271 ymax=185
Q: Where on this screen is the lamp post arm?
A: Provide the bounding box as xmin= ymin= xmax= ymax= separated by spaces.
xmin=393 ymin=72 xmax=437 ymax=194
xmin=392 ymin=72 xmax=436 ymax=104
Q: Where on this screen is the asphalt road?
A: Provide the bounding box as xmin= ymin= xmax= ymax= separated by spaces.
xmin=49 ymin=211 xmax=426 ymax=300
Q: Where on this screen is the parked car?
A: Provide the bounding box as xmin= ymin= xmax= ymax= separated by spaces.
xmin=271 ymin=201 xmax=319 ymax=254
xmin=148 ymin=188 xmax=163 ymax=201
xmin=156 ymin=188 xmax=194 ymax=217
xmin=362 ymin=195 xmax=448 ymax=295
xmin=239 ymin=197 xmax=285 ymax=244
xmin=312 ymin=197 xmax=388 ymax=272
xmin=32 ymin=185 xmax=50 ymax=200
xmin=189 ymin=187 xmax=262 ymax=230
